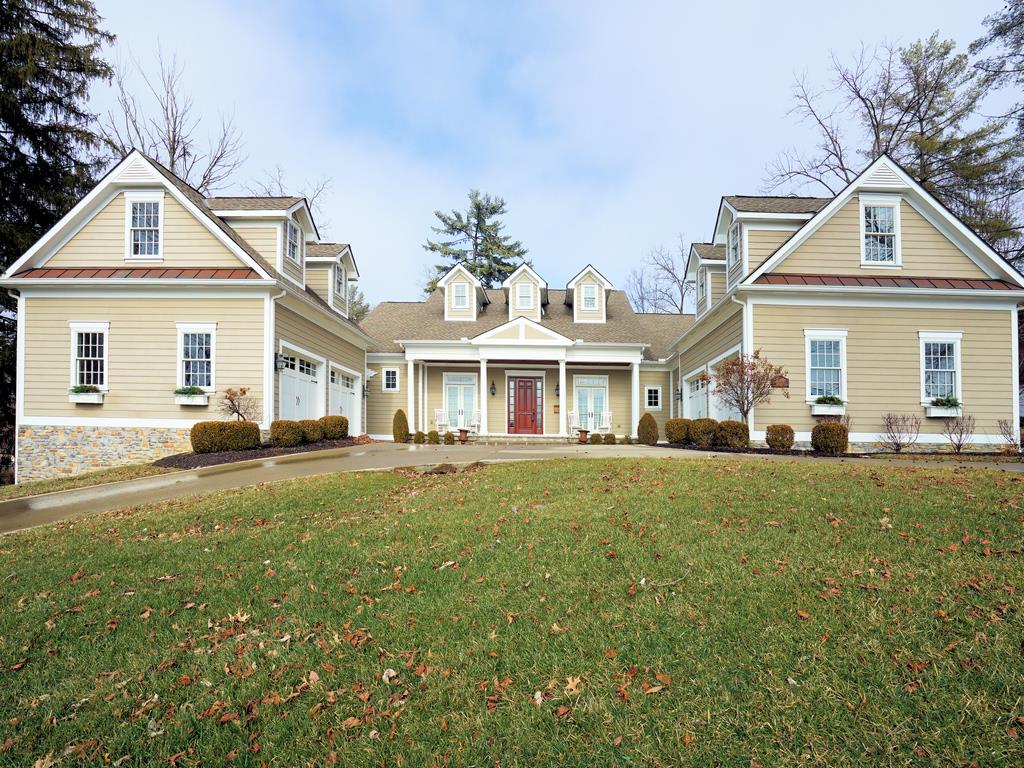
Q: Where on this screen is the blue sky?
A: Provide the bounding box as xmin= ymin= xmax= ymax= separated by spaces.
xmin=91 ymin=0 xmax=994 ymax=303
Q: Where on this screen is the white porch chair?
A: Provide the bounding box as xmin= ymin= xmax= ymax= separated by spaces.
xmin=567 ymin=410 xmax=582 ymax=436
xmin=434 ymin=408 xmax=449 ymax=433
xmin=597 ymin=411 xmax=612 ymax=434
xmin=470 ymin=410 xmax=481 ymax=433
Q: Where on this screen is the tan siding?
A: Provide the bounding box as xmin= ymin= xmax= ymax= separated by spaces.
xmin=640 ymin=370 xmax=671 ymax=437
xmin=366 ymin=362 xmax=417 ymax=436
xmin=752 ymin=304 xmax=1014 ymax=436
xmin=231 ymin=224 xmax=279 ymax=266
xmin=48 ymin=192 xmax=244 ymax=268
xmin=677 ymin=307 xmax=742 ymax=377
xmin=282 ymin=250 xmax=304 ymax=284
xmin=747 ymin=228 xmax=794 ymax=275
xmin=445 ymin=281 xmax=476 ymax=321
xmin=727 ymin=252 xmax=743 ymax=287
xmin=274 ymin=305 xmax=364 ymax=421
xmin=305 ymin=266 xmax=330 ymax=301
xmin=507 ymin=274 xmax=542 ymax=321
xmin=709 ymin=269 xmax=726 ymax=307
xmin=24 ymin=295 xmax=265 ymax=419
xmin=775 ymin=198 xmax=989 ymax=278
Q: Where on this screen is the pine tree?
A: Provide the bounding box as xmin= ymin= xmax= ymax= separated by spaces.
xmin=0 ymin=0 xmax=113 ymax=471
xmin=423 ymin=189 xmax=528 ymax=291
xmin=347 ymin=284 xmax=371 ymax=323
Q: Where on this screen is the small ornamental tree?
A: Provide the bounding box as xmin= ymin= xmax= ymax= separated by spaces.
xmin=706 ymin=351 xmax=789 ymax=423
xmin=219 ymin=387 xmax=261 ymax=421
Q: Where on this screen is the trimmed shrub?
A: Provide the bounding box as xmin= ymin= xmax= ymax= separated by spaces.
xmin=765 ymin=424 xmax=795 ymax=452
xmin=689 ymin=418 xmax=718 ymax=449
xmin=589 ymin=432 xmax=603 ymax=445
xmin=298 ymin=419 xmax=323 ymax=444
xmin=427 ymin=430 xmax=440 ymax=444
xmin=319 ymin=415 xmax=348 ymax=440
xmin=637 ymin=413 xmax=659 ymax=445
xmin=442 ymin=431 xmax=456 ymax=445
xmin=714 ymin=419 xmax=749 ymax=449
xmin=413 ymin=430 xmax=425 ymax=444
xmin=665 ymin=418 xmax=691 ymax=445
xmin=190 ymin=420 xmax=261 ymax=454
xmin=393 ymin=409 xmax=410 ymax=443
xmin=603 ymin=432 xmax=617 ymax=445
xmin=269 ymin=419 xmax=303 ymax=448
xmin=811 ymin=422 xmax=848 ymax=456
xmin=620 ymin=435 xmax=632 ymax=445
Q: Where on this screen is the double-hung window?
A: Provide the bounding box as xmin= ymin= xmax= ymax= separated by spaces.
xmin=334 ymin=264 xmax=348 ymax=315
xmin=696 ymin=267 xmax=706 ymax=307
xmin=382 ymin=367 xmax=400 ymax=392
xmin=581 ymin=284 xmax=598 ymax=310
xmin=919 ymin=332 xmax=961 ymax=403
xmin=861 ymin=195 xmax=900 ymax=265
xmin=451 ymin=282 xmax=469 ymax=309
xmin=125 ymin=191 xmax=163 ymax=260
xmin=286 ymin=222 xmax=301 ymax=263
xmin=69 ymin=322 xmax=109 ymax=390
xmin=727 ymin=223 xmax=742 ymax=267
xmin=177 ymin=323 xmax=215 ymax=392
xmin=516 ymin=283 xmax=533 ymax=309
xmin=805 ymin=329 xmax=847 ymax=402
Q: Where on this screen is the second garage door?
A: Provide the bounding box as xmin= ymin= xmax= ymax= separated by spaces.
xmin=280 ymin=354 xmax=320 ymax=420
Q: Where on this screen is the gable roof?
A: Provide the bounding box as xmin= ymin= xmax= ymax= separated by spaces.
xmin=205 ymin=196 xmax=303 ymax=211
xmin=692 ymin=243 xmax=725 ymax=261
xmin=724 ymin=196 xmax=830 ymax=214
xmin=501 ymin=263 xmax=548 ymax=290
xmin=307 ymin=243 xmax=351 ymax=257
xmin=745 ymin=154 xmax=1024 ymax=288
xmin=361 ymin=288 xmax=692 ymax=360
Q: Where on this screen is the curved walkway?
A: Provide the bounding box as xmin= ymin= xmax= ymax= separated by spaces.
xmin=1 ymin=442 xmax=1020 ymax=535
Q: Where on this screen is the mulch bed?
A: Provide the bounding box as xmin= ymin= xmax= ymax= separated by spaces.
xmin=153 ymin=436 xmax=370 ymax=470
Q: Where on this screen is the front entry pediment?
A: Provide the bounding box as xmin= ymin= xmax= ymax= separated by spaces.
xmin=471 ymin=317 xmax=571 ymax=346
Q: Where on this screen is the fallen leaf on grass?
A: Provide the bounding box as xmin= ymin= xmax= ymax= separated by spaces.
xmin=553 ymin=705 xmax=571 ymax=721
xmin=796 ymin=609 xmax=810 ymax=620
xmin=341 ymin=716 xmax=362 ymax=730
xmin=139 ymin=607 xmax=153 ymax=622
xmin=564 ymin=676 xmax=582 ymax=695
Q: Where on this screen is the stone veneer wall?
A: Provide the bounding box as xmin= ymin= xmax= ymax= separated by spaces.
xmin=17 ymin=425 xmax=192 ymax=482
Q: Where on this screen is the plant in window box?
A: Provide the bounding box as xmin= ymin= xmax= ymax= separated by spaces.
xmin=69 ymin=384 xmax=104 ymax=404
xmin=174 ymin=385 xmax=210 ymax=406
xmin=811 ymin=394 xmax=845 ymax=417
xmin=926 ymin=395 xmax=962 ymax=418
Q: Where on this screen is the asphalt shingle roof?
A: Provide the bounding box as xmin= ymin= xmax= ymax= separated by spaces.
xmin=360 ymin=289 xmax=693 ymax=360
xmin=724 ymin=195 xmax=831 ymax=214
xmin=692 ymin=243 xmax=725 ymax=260
xmin=307 ymin=243 xmax=351 ymax=257
xmin=205 ymin=196 xmax=303 ymax=211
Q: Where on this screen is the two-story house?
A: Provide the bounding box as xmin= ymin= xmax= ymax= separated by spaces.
xmin=674 ymin=155 xmax=1024 ymax=447
xmin=359 ymin=264 xmax=689 ymax=439
xmin=2 ymin=150 xmax=373 ymax=481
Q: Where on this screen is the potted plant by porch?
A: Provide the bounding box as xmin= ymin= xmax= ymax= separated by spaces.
xmin=174 ymin=385 xmax=210 ymax=406
xmin=926 ymin=395 xmax=962 ymax=418
xmin=68 ymin=384 xmax=104 ymax=404
xmin=577 ymin=428 xmax=590 ymax=444
xmin=810 ymin=394 xmax=845 ymax=416
xmin=458 ymin=427 xmax=470 ymax=444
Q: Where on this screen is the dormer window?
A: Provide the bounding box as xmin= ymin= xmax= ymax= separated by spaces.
xmin=860 ymin=195 xmax=901 ymax=265
xmin=335 ymin=264 xmax=348 ymax=313
xmin=286 ymin=222 xmax=301 ymax=263
xmin=696 ymin=267 xmax=706 ymax=305
xmin=124 ymin=191 xmax=163 ymax=261
xmin=516 ymin=283 xmax=533 ymax=309
xmin=726 ymin=223 xmax=741 ymax=267
xmin=581 ymin=284 xmax=597 ymax=310
xmin=452 ymin=282 xmax=469 ymax=308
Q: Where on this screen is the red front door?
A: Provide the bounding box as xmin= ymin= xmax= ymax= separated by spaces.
xmin=509 ymin=377 xmax=542 ymax=434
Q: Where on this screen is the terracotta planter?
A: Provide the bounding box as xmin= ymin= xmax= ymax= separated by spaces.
xmin=458 ymin=428 xmax=469 ymax=444
xmin=577 ymin=429 xmax=589 ymax=444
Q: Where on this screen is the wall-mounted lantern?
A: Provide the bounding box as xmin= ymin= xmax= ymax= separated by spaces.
xmin=489 ymin=380 xmax=496 ymax=396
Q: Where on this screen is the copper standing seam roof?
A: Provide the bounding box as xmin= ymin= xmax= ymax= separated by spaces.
xmin=13 ymin=267 xmax=262 ymax=280
xmin=753 ymin=273 xmax=1020 ymax=290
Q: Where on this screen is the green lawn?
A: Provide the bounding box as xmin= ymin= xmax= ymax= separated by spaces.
xmin=0 ymin=464 xmax=174 ymax=502
xmin=1 ymin=459 xmax=1022 ymax=766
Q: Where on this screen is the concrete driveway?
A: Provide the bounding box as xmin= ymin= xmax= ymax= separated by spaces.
xmin=1 ymin=441 xmax=1020 ymax=535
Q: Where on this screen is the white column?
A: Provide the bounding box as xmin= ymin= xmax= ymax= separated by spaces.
xmin=668 ymin=368 xmax=674 ymax=419
xmin=479 ymin=358 xmax=488 ymax=436
xmin=558 ymin=359 xmax=567 ymax=436
xmin=406 ymin=358 xmax=415 ymax=431
xmin=630 ymin=361 xmax=641 ymax=438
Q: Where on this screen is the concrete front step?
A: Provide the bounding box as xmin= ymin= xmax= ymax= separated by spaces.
xmin=472 ymin=436 xmax=577 ymax=446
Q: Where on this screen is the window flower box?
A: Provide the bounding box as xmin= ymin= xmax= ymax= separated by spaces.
xmin=69 ymin=391 xmax=104 ymax=404
xmin=925 ymin=404 xmax=962 ymax=418
xmin=175 ymin=393 xmax=210 ymax=406
xmin=810 ymin=403 xmax=845 ymax=416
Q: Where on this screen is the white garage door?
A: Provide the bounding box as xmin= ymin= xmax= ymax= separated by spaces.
xmin=329 ymin=369 xmax=358 ymax=427
xmin=280 ymin=354 xmax=320 ymax=420
xmin=686 ymin=377 xmax=707 ymax=419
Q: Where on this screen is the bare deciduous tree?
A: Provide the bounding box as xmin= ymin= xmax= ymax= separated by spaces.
xmin=624 ymin=235 xmax=692 ymax=314
xmin=879 ymin=412 xmax=922 ymax=452
xmin=100 ymin=51 xmax=244 ymax=193
xmin=705 ymin=351 xmax=789 ymax=423
xmin=245 ymin=166 xmax=333 ymax=229
xmin=942 ymin=414 xmax=976 ymax=454
xmin=219 ymin=387 xmax=260 ymax=422
xmin=997 ymin=417 xmax=1020 ymax=452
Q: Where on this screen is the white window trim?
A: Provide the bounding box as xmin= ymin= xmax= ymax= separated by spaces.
xmin=581 ymin=284 xmax=598 ymax=310
xmin=382 ymin=366 xmax=400 ymax=393
xmin=176 ymin=322 xmax=217 ymax=393
xmin=804 ymin=329 xmax=848 ymax=403
xmin=918 ymin=331 xmax=963 ymax=405
xmin=285 ymin=221 xmax=302 ymax=264
xmin=859 ymin=193 xmax=902 ymax=268
xmin=451 ymin=282 xmax=469 ymax=309
xmin=516 ymin=282 xmax=533 ymax=310
xmin=123 ymin=190 xmax=164 ymax=262
xmin=333 ymin=263 xmax=348 ymax=317
xmin=645 ymin=385 xmax=662 ymax=411
xmin=68 ymin=321 xmax=110 ymax=391
xmin=726 ymin=222 xmax=742 ymax=267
